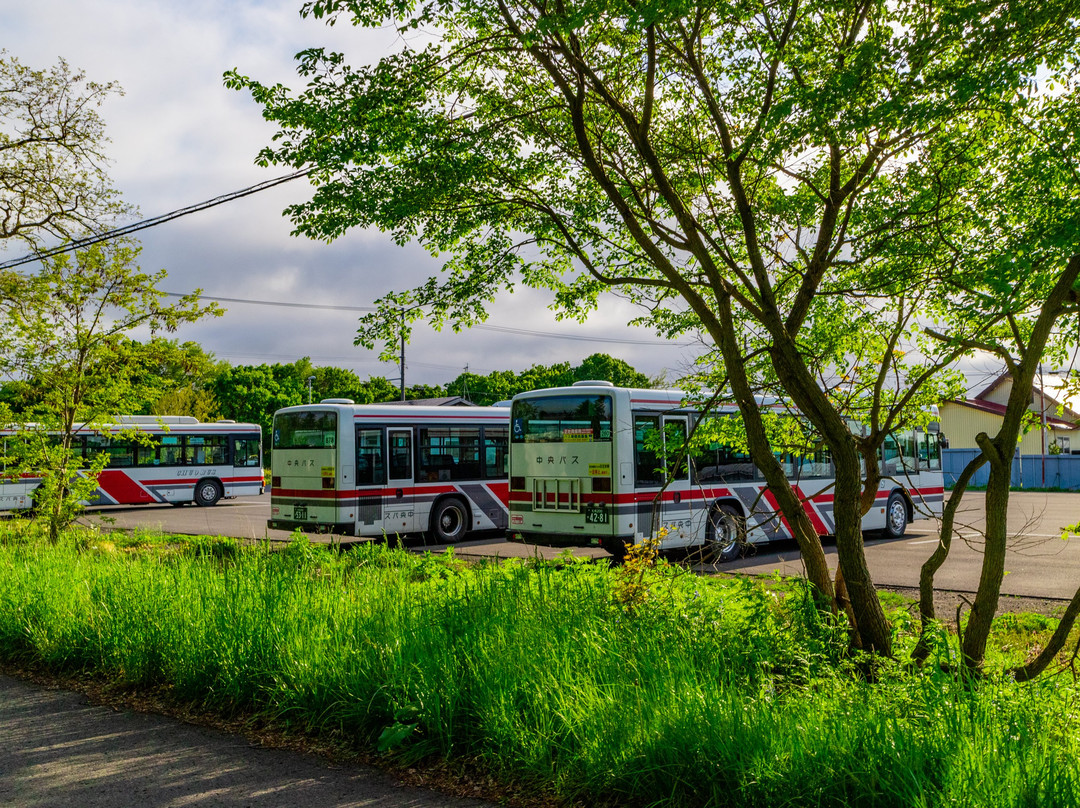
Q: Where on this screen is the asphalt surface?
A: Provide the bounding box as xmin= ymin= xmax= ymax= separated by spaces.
xmin=0 ymin=675 xmax=491 ymax=808
xmin=78 ymin=490 xmax=1080 ymax=600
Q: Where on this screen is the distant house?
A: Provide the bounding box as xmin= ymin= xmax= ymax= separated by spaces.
xmin=939 ymin=372 xmax=1079 ymax=455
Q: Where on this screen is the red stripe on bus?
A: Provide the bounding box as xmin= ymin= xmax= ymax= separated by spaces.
xmin=761 ymin=488 xmax=795 ymax=535
xmin=138 ymin=475 xmax=264 ymax=486
xmin=353 ymin=414 xmax=507 ymax=422
xmin=793 ymin=486 xmax=830 ymax=534
xmin=274 ymin=482 xmax=509 ymax=502
xmin=97 ymin=470 xmax=155 ymax=504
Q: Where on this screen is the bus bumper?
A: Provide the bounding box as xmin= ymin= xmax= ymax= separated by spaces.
xmin=267 ymin=519 xmax=354 ymax=536
xmin=509 ymin=530 xmax=616 ymax=548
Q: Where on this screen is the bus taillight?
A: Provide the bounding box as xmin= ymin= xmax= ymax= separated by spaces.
xmin=510 ymin=476 xmax=526 ymax=490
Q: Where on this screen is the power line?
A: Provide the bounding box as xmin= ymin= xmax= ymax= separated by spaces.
xmin=164 ymin=292 xmax=376 ymax=313
xmin=0 ymin=169 xmax=314 ymax=271
xmin=164 ymin=291 xmax=687 ymax=346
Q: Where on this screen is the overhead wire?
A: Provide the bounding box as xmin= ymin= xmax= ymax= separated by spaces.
xmin=0 ymin=169 xmax=314 ymax=271
xmin=0 ymin=168 xmax=691 ymax=350
xmin=162 ymin=291 xmax=689 ymax=346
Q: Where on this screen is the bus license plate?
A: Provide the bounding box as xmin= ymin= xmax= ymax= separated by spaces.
xmin=585 ymin=504 xmax=609 ymax=525
xmin=293 ymin=505 xmax=308 ymax=521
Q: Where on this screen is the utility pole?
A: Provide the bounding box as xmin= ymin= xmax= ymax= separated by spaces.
xmin=306 ymin=375 xmax=314 ymax=405
xmin=399 ymin=310 xmax=406 ymax=401
xmin=1039 ymin=363 xmax=1046 ymax=487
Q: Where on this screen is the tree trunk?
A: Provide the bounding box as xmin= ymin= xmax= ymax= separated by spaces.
xmin=960 ymin=433 xmax=1011 ymax=674
xmin=765 ymin=328 xmax=890 ymax=654
xmin=832 ymin=437 xmax=892 ymax=656
xmin=959 ymin=257 xmax=1080 ymax=675
xmin=1011 ymin=582 xmax=1080 ymax=681
xmin=714 ymin=296 xmax=835 ymax=607
xmin=912 ymin=451 xmax=986 ymax=665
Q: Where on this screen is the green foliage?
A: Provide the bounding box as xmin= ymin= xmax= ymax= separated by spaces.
xmin=448 ymin=352 xmax=654 ymax=405
xmin=0 ymin=535 xmax=1079 ymax=806
xmin=0 ymin=241 xmax=218 ymax=541
xmin=227 ymin=0 xmax=1080 ymax=654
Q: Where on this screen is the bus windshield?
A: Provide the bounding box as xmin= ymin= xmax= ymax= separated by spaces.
xmin=511 ymin=395 xmax=613 ymax=443
xmin=274 ymin=411 xmax=337 ymax=449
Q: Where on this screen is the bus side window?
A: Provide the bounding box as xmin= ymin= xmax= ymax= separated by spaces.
xmin=634 ymin=416 xmax=661 ymax=486
xmin=357 ymin=429 xmax=385 ymax=486
xmin=160 ymin=436 xmax=183 ymax=466
xmin=137 ymin=436 xmax=159 ymax=466
xmin=233 ymin=437 xmax=261 ymax=468
xmin=187 ymin=435 xmax=228 ymax=465
xmin=483 ymin=426 xmax=508 ymax=479
xmin=924 ymin=432 xmax=942 ymax=471
xmin=881 ymin=435 xmax=900 ymax=475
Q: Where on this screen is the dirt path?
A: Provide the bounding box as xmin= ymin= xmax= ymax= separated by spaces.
xmin=0 ymin=674 xmax=492 ymax=808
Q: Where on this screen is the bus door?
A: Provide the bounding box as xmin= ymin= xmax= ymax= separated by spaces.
xmin=384 ymin=428 xmax=416 ymax=537
xmin=659 ymin=415 xmax=693 ymax=543
xmin=355 ymin=427 xmax=387 ymax=535
xmin=633 ymin=414 xmax=690 ymax=544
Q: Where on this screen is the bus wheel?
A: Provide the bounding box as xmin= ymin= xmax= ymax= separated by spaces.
xmin=706 ymin=503 xmax=745 ymax=562
xmin=194 ymin=479 xmax=222 ymax=507
xmin=884 ymin=492 xmax=907 ymax=538
xmin=431 ymin=498 xmax=468 ymax=543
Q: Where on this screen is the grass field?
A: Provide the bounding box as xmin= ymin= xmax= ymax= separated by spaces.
xmin=1 ymin=522 xmax=1078 ymax=807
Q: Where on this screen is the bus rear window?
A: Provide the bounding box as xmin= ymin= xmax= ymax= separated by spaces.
xmin=511 ymin=395 xmax=613 ymax=443
xmin=274 ymin=412 xmax=337 ymax=449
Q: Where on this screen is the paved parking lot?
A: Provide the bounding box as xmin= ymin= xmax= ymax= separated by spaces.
xmin=76 ymin=491 xmax=1080 ymax=600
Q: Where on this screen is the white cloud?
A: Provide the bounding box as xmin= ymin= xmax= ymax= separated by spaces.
xmin=3 ymin=0 xmax=698 ymax=386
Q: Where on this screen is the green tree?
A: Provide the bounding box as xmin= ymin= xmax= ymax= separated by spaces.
xmin=911 ymin=91 xmax=1080 ymax=676
xmin=0 ymin=52 xmax=128 ymax=247
xmin=228 ymin=0 xmax=1078 ymax=655
xmin=0 ymin=242 xmax=217 ymax=540
xmin=210 ymin=363 xmax=304 ymax=444
xmin=573 ymin=354 xmax=650 ymax=388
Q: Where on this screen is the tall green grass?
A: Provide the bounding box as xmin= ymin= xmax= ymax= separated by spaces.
xmin=0 ymin=527 xmax=1077 ymax=807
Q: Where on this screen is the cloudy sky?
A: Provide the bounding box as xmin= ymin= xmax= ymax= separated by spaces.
xmin=3 ymin=0 xmax=706 ymax=388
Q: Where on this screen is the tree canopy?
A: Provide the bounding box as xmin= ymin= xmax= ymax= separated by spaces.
xmin=228 ymin=0 xmax=1080 ymax=657
xmin=0 ymin=242 xmax=216 ymax=539
xmin=0 ymin=52 xmax=127 ymax=248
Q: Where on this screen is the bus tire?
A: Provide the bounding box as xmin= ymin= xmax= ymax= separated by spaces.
xmin=194 ymin=479 xmax=222 ymax=507
xmin=431 ymin=497 xmax=468 ymax=544
xmin=706 ymin=503 xmax=746 ymax=562
xmin=884 ymin=491 xmax=907 ymax=538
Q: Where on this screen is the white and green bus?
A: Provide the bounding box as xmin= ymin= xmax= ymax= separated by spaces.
xmin=507 ymin=382 xmax=944 ymax=560
xmin=268 ymin=401 xmax=510 ymax=542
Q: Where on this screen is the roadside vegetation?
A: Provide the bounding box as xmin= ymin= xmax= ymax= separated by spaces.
xmin=1 ymin=522 xmax=1078 ymax=808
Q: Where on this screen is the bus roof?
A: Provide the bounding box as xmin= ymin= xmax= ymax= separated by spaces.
xmin=274 ymin=402 xmax=510 ymax=422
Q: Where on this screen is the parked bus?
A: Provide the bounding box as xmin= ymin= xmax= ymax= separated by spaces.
xmin=507 ymin=382 xmax=945 ymax=559
xmin=268 ymin=400 xmax=510 ymax=541
xmin=0 ymin=416 xmax=264 ymax=511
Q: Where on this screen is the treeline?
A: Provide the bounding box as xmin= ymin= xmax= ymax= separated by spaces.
xmin=0 ymin=338 xmax=656 ymax=442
